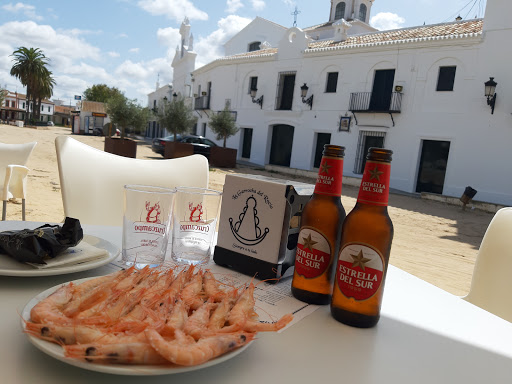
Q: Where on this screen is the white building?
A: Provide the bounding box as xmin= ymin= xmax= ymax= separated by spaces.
xmin=146 ymin=82 xmax=174 ymax=139
xmin=0 ymin=91 xmax=54 ymax=123
xmin=170 ymin=0 xmax=512 ymax=206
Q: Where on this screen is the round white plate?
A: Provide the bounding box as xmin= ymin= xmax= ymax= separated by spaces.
xmin=21 ymin=278 xmax=253 ymax=376
xmin=0 ymin=235 xmax=119 ymax=277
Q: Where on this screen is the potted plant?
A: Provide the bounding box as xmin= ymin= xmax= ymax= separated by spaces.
xmin=157 ymin=95 xmax=197 ymax=159
xmin=105 ymin=94 xmax=149 ymax=158
xmin=208 ymin=106 xmax=239 ymax=168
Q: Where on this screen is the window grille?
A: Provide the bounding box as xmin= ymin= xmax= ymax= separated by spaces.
xmin=353 ymin=131 xmax=386 ymax=174
xmin=335 ymin=2 xmax=346 ymax=20
xmin=359 ymin=4 xmax=367 ymax=21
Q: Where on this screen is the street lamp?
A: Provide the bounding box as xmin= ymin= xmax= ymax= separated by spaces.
xmin=250 ymin=88 xmax=263 ymax=109
xmin=484 ymin=77 xmax=497 ymax=114
xmin=301 ymin=83 xmax=313 ymax=109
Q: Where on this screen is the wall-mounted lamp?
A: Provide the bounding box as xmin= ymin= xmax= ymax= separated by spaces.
xmin=163 ymin=96 xmax=168 ymax=102
xmin=250 ymin=87 xmax=263 ymax=109
xmin=484 ymin=77 xmax=497 ymax=114
xmin=300 ymin=83 xmax=313 ymax=110
xmin=172 ymin=92 xmax=178 ymax=99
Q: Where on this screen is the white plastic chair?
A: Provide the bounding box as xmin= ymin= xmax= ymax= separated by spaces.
xmin=0 ymin=141 xmax=37 ymax=221
xmin=463 ymin=207 xmax=512 ymax=322
xmin=55 ymin=136 xmax=209 ymax=226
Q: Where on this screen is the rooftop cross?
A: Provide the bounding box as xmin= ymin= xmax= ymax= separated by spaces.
xmin=291 ymin=6 xmax=301 ymax=27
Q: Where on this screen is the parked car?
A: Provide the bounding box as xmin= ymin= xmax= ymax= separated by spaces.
xmin=152 ymin=135 xmax=217 ymax=158
xmin=47 ymin=121 xmax=55 ymax=126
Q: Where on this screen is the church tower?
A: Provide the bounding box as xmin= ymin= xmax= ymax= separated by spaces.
xmin=172 ymin=17 xmax=196 ymax=99
xmin=329 ymin=0 xmax=374 ymax=24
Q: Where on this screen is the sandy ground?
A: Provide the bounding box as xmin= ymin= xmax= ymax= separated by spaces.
xmin=0 ymin=124 xmax=496 ymax=296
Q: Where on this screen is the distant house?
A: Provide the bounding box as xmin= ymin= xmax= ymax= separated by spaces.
xmin=0 ymin=91 xmax=25 ymax=122
xmin=54 ymin=105 xmax=74 ymax=126
xmin=72 ymin=100 xmax=110 ymax=135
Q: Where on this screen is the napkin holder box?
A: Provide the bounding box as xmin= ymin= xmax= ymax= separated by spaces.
xmin=214 ymin=174 xmax=313 ymax=280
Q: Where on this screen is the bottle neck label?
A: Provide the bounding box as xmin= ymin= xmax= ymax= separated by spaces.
xmin=336 ymin=243 xmax=384 ymax=301
xmin=357 ymin=160 xmax=391 ymax=206
xmin=314 ymin=156 xmax=343 ymax=196
xmin=294 ymin=227 xmax=332 ymax=279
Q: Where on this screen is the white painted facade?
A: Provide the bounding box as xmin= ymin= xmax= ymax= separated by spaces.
xmin=146 ymin=83 xmax=173 ymax=138
xmin=170 ymin=0 xmax=512 ymax=206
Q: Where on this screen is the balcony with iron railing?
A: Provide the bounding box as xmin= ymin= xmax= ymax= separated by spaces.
xmin=194 ymin=95 xmax=210 ymax=110
xmin=216 ymin=110 xmax=237 ymax=121
xmin=349 ymin=92 xmax=403 ymax=113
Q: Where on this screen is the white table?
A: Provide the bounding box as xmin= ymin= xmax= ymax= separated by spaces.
xmin=1 ymin=221 xmax=512 ymax=383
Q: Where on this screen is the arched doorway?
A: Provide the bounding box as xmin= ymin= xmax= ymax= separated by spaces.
xmin=269 ymin=124 xmax=294 ymax=166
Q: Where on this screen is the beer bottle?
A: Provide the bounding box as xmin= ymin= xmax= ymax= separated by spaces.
xmin=291 ymin=144 xmax=346 ymax=305
xmin=330 ymin=147 xmax=394 ymax=327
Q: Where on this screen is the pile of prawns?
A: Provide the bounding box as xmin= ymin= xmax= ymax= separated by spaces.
xmin=25 ymin=265 xmax=293 ymax=367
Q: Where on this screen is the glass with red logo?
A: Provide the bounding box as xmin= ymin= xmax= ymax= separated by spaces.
xmin=171 ymin=187 xmax=222 ymax=265
xmin=121 ymin=185 xmax=176 ymax=268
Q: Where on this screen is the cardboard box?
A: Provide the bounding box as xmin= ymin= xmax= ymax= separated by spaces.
xmin=213 ymin=174 xmax=313 ymax=280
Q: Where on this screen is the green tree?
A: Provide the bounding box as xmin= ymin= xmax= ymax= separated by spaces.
xmin=10 ymin=47 xmax=52 ymax=124
xmin=33 ymin=71 xmax=56 ymax=121
xmin=83 ymin=84 xmax=123 ymax=103
xmin=106 ymin=93 xmax=149 ymax=138
xmin=157 ymin=96 xmax=197 ymax=141
xmin=208 ymin=105 xmax=239 ymax=147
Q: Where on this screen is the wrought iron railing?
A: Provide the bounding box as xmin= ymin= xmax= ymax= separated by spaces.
xmin=216 ymin=110 xmax=237 ymax=121
xmin=349 ymin=92 xmax=402 ymax=113
xmin=194 ymin=95 xmax=210 ymax=110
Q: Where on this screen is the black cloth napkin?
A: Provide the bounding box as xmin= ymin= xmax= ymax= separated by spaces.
xmin=0 ymin=217 xmax=83 ymax=264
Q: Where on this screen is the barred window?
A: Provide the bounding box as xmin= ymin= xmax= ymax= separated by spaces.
xmin=335 ymin=2 xmax=345 ymax=20
xmin=359 ymin=4 xmax=367 ymax=22
xmin=354 ymin=131 xmax=386 ymax=174
xmin=248 ymin=41 xmax=261 ymax=52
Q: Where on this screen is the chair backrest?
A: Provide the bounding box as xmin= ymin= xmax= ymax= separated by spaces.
xmin=0 ymin=141 xmax=37 ymax=190
xmin=55 ymin=136 xmax=209 ymax=226
xmin=463 ymin=207 xmax=512 ymax=322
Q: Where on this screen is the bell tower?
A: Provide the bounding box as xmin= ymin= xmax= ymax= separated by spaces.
xmin=330 ymin=0 xmax=374 ymax=24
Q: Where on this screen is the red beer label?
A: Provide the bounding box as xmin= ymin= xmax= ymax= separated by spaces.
xmin=357 ymin=160 xmax=391 ymax=206
xmin=294 ymin=228 xmax=331 ymax=279
xmin=314 ymin=156 xmax=343 ymax=196
xmin=336 ymin=243 xmax=384 ymax=301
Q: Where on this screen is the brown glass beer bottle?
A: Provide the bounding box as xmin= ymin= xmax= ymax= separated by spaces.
xmin=330 ymin=147 xmax=394 ymax=327
xmin=291 ymin=144 xmax=346 ymax=305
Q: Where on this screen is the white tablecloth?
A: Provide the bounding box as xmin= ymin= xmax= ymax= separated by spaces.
xmin=1 ymin=221 xmax=511 ymax=383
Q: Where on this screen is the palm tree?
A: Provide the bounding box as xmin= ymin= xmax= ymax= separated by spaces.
xmin=33 ymin=71 xmax=56 ymax=121
xmin=10 ymin=47 xmax=51 ymax=124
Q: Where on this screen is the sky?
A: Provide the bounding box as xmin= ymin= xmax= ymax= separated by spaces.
xmin=0 ymin=0 xmax=488 ymax=106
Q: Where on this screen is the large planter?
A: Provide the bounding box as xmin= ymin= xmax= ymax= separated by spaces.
xmin=104 ymin=137 xmax=137 ymax=158
xmin=164 ymin=141 xmax=194 ymax=159
xmin=210 ymin=146 xmax=237 ymax=168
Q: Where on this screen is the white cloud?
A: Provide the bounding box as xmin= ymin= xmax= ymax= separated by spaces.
xmin=117 ymin=33 xmax=128 ymax=38
xmin=137 ymin=0 xmax=208 ymax=22
xmin=370 ymin=12 xmax=406 ymax=31
xmin=108 ymin=51 xmax=120 ymax=58
xmin=194 ymin=15 xmax=252 ymax=68
xmin=129 ymin=48 xmax=140 ymax=53
xmin=2 ymin=2 xmax=42 ymax=21
xmin=226 ymin=0 xmax=244 ymax=14
xmin=0 ymin=21 xmax=101 ymax=64
xmin=251 ymin=0 xmax=266 ymax=11
xmin=282 ymin=0 xmax=295 ymax=7
xmin=156 ymin=27 xmax=181 ymax=48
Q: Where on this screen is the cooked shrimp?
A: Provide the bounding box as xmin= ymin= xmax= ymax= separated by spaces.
xmin=181 ymin=270 xmax=204 ymax=310
xmin=161 ymin=299 xmax=188 ymax=336
xmin=208 ymin=290 xmax=239 ymax=332
xmin=145 ymin=329 xmax=254 ymax=366
xmin=203 ymin=271 xmax=227 ymax=302
xmin=228 ymin=283 xmax=293 ymax=332
xmin=183 ymin=299 xmax=216 ymax=340
xmin=30 ymin=283 xmax=74 ymax=324
xmin=64 ymin=342 xmax=168 ymax=365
